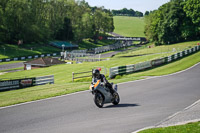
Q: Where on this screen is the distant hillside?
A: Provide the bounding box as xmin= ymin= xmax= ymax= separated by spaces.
xmin=113 ymin=16 xmax=145 ymax=37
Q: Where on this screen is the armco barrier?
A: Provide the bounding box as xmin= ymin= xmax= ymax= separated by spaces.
xmin=134 ymin=61 xmax=152 ymax=71
xmin=35 ymin=75 xmax=54 ymax=85
xmin=0 ymin=75 xmax=54 ymax=91
xmin=109 ymin=45 xmax=200 ymax=78
xmin=151 ymin=58 xmax=166 ymax=66
xmin=109 ymin=61 xmax=153 ymax=78
xmin=0 ymin=53 xmax=58 ymax=63
xmin=94 ymin=41 xmax=128 ymax=54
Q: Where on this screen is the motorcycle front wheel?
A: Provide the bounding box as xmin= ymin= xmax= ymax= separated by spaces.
xmin=112 ymin=92 xmax=120 ymax=105
xmin=94 ymin=92 xmax=104 ymax=108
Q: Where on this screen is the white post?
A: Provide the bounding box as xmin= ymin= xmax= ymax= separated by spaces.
xmin=99 ymin=54 xmax=101 ymax=61
xmin=62 ymin=44 xmax=65 ymax=52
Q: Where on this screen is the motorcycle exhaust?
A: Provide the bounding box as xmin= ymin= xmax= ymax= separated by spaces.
xmin=114 ymin=84 xmax=118 ymax=92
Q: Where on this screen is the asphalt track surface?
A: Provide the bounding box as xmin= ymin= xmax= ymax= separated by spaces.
xmin=0 ymin=63 xmax=200 ymax=133
xmin=0 ymin=62 xmax=24 ymax=71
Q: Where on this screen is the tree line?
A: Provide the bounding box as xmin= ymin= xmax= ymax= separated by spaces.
xmin=144 ymin=0 xmax=200 ymax=45
xmin=112 ymin=8 xmax=143 ymax=17
xmin=0 ymin=0 xmax=114 ymax=44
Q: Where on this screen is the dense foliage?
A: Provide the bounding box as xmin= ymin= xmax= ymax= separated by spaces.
xmin=0 ymin=0 xmax=114 ymax=44
xmin=144 ymin=0 xmax=200 ymax=45
xmin=112 ymin=8 xmax=143 ymax=17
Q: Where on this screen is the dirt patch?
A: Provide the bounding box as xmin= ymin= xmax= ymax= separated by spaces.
xmin=0 ymin=72 xmax=7 ymax=75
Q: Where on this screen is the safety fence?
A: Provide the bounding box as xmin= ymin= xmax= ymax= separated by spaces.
xmin=63 ymin=52 xmax=104 ymax=62
xmin=0 ymin=75 xmax=54 ymax=91
xmin=67 ymin=41 xmax=132 ymax=54
xmin=71 ymin=49 xmax=87 ymax=53
xmin=63 ymin=41 xmax=134 ymax=62
xmin=107 ymin=37 xmax=147 ymax=42
xmin=64 ymin=52 xmax=93 ymax=59
xmin=35 ymin=75 xmax=54 ymax=86
xmin=0 ymin=53 xmax=59 ymax=63
xmin=94 ymin=41 xmax=132 ymax=54
xmin=70 ymin=58 xmax=107 ymax=62
xmin=109 ymin=45 xmax=200 ymax=78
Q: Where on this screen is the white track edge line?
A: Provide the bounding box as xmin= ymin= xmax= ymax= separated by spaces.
xmin=132 ymin=119 xmax=200 ymax=133
xmin=132 ymin=98 xmax=200 ymax=133
xmin=0 ymin=90 xmax=89 ymax=110
xmin=155 ymin=98 xmax=200 ymax=127
xmin=131 ymin=126 xmax=155 ymax=133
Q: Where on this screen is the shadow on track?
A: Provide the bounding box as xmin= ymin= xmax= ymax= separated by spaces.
xmin=105 ymin=103 xmax=140 ymax=108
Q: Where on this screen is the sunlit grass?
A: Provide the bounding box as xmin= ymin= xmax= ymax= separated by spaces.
xmin=0 ymin=43 xmax=61 ymax=59
xmin=0 ymin=40 xmax=200 ymax=107
xmin=139 ymin=122 xmax=200 ymax=133
xmin=113 ymin=16 xmax=145 ymax=37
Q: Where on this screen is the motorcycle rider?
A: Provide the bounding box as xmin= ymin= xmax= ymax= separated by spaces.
xmin=92 ymin=69 xmax=115 ymax=95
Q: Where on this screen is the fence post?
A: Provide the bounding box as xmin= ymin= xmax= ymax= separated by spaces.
xmin=52 ymin=75 xmax=54 ymax=84
xmin=99 ymin=54 xmax=101 ymax=61
xmin=91 ymin=69 xmax=93 ymax=78
xmin=72 ymin=72 xmax=74 ymax=82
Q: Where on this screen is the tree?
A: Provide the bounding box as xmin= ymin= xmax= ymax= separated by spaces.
xmin=0 ymin=0 xmax=9 ymax=43
xmin=3 ymin=0 xmax=32 ymax=43
xmin=144 ymin=0 xmax=199 ymax=45
xmin=135 ymin=11 xmax=143 ymax=17
xmin=0 ymin=0 xmax=115 ymax=45
xmin=129 ymin=9 xmax=135 ymax=16
xmin=183 ymin=0 xmax=200 ymax=25
xmin=183 ymin=0 xmax=200 ymax=38
xmin=111 ymin=8 xmax=142 ymax=17
xmin=144 ymin=11 xmax=149 ymax=16
xmin=56 ymin=17 xmax=74 ymax=40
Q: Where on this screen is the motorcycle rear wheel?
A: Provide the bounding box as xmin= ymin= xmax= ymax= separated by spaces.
xmin=94 ymin=92 xmax=104 ymax=108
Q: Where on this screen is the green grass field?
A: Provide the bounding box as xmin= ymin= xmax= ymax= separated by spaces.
xmin=0 ymin=39 xmax=115 ymax=59
xmin=113 ymin=16 xmax=145 ymax=37
xmin=0 ymin=43 xmax=61 ymax=59
xmin=0 ymin=40 xmax=200 ymax=107
xmin=0 ymin=16 xmax=144 ymax=59
xmin=115 ymin=41 xmax=198 ymax=59
xmin=139 ymin=122 xmax=200 ymax=133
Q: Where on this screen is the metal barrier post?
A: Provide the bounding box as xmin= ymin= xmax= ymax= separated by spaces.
xmin=72 ymin=72 xmax=74 ymax=82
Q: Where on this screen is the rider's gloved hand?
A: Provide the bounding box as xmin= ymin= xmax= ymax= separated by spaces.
xmin=100 ymin=83 xmax=105 ymax=86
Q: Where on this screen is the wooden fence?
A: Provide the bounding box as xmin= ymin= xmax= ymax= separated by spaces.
xmin=72 ymin=71 xmax=92 ymax=82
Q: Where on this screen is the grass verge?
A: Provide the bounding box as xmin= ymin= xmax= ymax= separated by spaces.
xmin=0 ymin=43 xmax=61 ymax=59
xmin=0 ymin=39 xmax=115 ymax=59
xmin=113 ymin=16 xmax=145 ymax=37
xmin=138 ymin=121 xmax=200 ymax=133
xmin=0 ymin=50 xmax=200 ymax=107
xmin=0 ymin=67 xmax=24 ymax=73
xmin=0 ymin=61 xmax=24 ymax=65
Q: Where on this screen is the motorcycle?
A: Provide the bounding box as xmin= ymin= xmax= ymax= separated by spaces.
xmin=89 ymin=80 xmax=120 ymax=108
